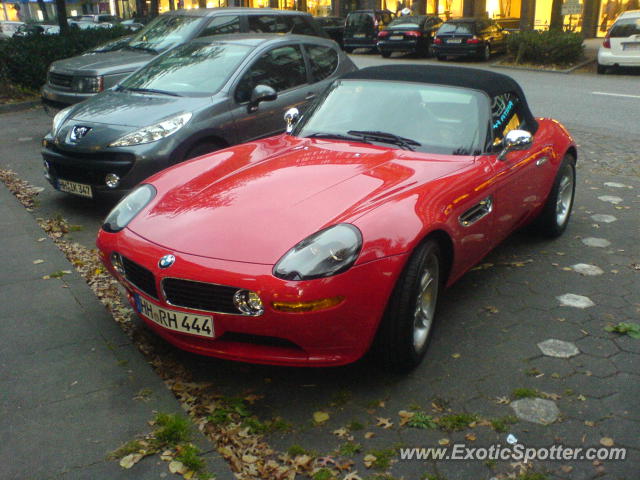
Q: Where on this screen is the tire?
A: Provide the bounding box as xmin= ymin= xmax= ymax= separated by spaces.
xmin=182 ymin=141 xmax=223 ymax=163
xmin=374 ymin=239 xmax=444 ymax=372
xmin=530 ymin=155 xmax=576 ymax=238
xmin=381 ymin=49 xmax=391 ymax=58
xmin=436 ymin=54 xmax=445 ymax=61
xmin=596 ymin=62 xmax=606 ymax=74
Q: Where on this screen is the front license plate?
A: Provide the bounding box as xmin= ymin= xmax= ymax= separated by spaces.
xmin=58 ymin=179 xmax=93 ymax=198
xmin=447 ymin=38 xmax=462 ymax=44
xmin=135 ymin=294 xmax=214 ymax=338
xmin=390 ymin=35 xmax=403 ymax=40
xmin=354 ymin=33 xmax=366 ymax=38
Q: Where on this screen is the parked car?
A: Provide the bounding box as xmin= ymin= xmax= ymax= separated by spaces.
xmin=0 ymin=21 xmax=25 ymax=38
xmin=377 ymin=15 xmax=442 ymax=58
xmin=41 ymin=8 xmax=329 ymax=110
xmin=433 ymin=18 xmax=507 ymax=61
xmin=69 ymin=20 xmax=113 ymax=30
xmin=13 ymin=23 xmax=60 ymax=37
xmin=343 ymin=9 xmax=394 ymax=53
xmin=41 ymin=34 xmax=356 ymax=197
xmin=120 ymin=19 xmax=145 ymax=32
xmin=80 ymin=14 xmax=121 ymax=24
xmin=95 ymin=65 xmax=577 ymax=370
xmin=315 ymin=16 xmax=345 ymax=47
xmin=597 ymin=9 xmax=640 ymax=73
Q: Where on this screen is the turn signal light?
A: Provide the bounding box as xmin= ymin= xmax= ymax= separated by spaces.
xmin=272 ymin=296 xmax=345 ymax=313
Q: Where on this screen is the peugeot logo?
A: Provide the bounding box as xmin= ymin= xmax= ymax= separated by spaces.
xmin=158 ymin=254 xmax=175 ymax=269
xmin=70 ymin=125 xmax=91 ymax=142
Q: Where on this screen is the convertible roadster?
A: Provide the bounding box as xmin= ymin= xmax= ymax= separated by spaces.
xmin=97 ymin=65 xmax=577 ymax=371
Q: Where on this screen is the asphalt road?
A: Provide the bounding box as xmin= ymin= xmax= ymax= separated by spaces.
xmin=1 ymin=59 xmax=639 ymax=479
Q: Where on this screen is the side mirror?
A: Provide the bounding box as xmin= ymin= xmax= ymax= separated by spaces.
xmin=248 ymin=84 xmax=277 ymax=113
xmin=284 ymin=107 xmax=300 ymax=134
xmin=498 ymin=129 xmax=532 ymax=160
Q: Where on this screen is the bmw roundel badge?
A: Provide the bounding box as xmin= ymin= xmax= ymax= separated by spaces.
xmin=158 ymin=254 xmax=175 ymax=269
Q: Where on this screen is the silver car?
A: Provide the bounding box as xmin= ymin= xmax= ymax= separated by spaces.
xmin=41 ymin=34 xmax=356 ymax=198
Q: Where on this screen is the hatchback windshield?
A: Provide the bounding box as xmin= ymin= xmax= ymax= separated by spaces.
xmin=128 ymin=15 xmax=204 ymax=53
xmin=346 ymin=13 xmax=374 ymax=30
xmin=120 ymin=42 xmax=252 ymax=96
xmin=610 ymin=17 xmax=640 ymax=37
xmin=296 ymin=79 xmax=489 ymax=155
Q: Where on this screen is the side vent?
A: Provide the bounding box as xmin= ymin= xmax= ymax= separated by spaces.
xmin=459 ymin=196 xmax=493 ymax=227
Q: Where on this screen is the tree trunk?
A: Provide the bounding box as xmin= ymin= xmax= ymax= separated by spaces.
xmin=199 ymin=0 xmax=207 ymax=7
xmin=549 ymin=0 xmax=563 ymax=30
xmin=37 ymin=0 xmax=50 ymax=21
xmin=55 ymin=0 xmax=69 ymax=34
xmin=150 ymin=0 xmax=159 ymax=18
xmin=168 ymin=0 xmax=174 ymax=10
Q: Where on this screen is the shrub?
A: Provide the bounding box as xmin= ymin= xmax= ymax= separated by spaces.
xmin=506 ymin=29 xmax=584 ymax=65
xmin=0 ymin=26 xmax=131 ymax=91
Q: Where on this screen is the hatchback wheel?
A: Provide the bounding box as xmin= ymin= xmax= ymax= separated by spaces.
xmin=596 ymin=62 xmax=606 ymax=74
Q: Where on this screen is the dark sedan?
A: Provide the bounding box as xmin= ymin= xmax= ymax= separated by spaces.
xmin=433 ymin=18 xmax=507 ymax=61
xmin=41 ymin=34 xmax=356 ymax=198
xmin=377 ymin=15 xmax=442 ymax=58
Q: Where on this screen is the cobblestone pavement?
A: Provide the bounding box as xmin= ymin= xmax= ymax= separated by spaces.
xmin=1 ymin=109 xmax=638 ymax=479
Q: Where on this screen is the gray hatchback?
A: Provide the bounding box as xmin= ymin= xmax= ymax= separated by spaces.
xmin=41 ymin=34 xmax=356 ymax=197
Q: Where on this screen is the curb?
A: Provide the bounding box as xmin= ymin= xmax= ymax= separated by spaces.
xmin=0 ymin=99 xmax=41 ymax=114
xmin=490 ymin=57 xmax=596 ymax=74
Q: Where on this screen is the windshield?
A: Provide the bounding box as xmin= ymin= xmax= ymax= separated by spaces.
xmin=437 ymin=22 xmax=475 ymax=34
xmin=295 ymin=79 xmax=489 ymax=155
xmin=389 ymin=17 xmax=424 ymax=28
xmin=128 ymin=15 xmax=203 ymax=53
xmin=120 ymin=42 xmax=252 ymax=96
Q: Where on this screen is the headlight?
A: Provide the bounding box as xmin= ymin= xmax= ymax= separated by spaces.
xmin=102 ymin=184 xmax=156 ymax=233
xmin=109 ymin=113 xmax=192 ymax=147
xmin=273 ymin=224 xmax=362 ymax=281
xmin=72 ymin=75 xmax=104 ymax=93
xmin=51 ymin=106 xmax=73 ymax=137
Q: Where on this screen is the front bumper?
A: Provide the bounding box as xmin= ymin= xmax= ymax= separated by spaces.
xmin=597 ymin=49 xmax=640 ymax=67
xmin=343 ymin=36 xmax=378 ymax=50
xmin=97 ymin=227 xmax=408 ymax=366
xmin=41 ymin=83 xmax=96 ymax=108
xmin=42 ymin=136 xmax=168 ymax=194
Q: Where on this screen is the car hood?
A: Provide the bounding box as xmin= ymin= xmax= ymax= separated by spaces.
xmin=66 ymin=90 xmax=208 ymax=129
xmin=128 ymin=137 xmax=470 ymax=264
xmin=49 ymin=49 xmax=154 ymax=76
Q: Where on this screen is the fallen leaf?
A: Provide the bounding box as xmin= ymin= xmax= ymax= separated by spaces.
xmin=584 ymin=421 xmax=595 ymax=427
xmin=160 ymin=450 xmax=174 ymax=461
xmin=465 ymin=433 xmax=477 ymax=441
xmin=451 ymin=353 xmax=461 ymax=359
xmin=483 ymin=305 xmax=499 ymax=314
xmin=120 ymin=453 xmax=143 ymax=469
xmin=333 ymin=427 xmax=349 ymax=437
xmin=364 ymin=432 xmax=375 ymax=439
xmin=376 ymin=417 xmax=393 ymax=429
xmin=343 ymin=471 xmax=363 ymax=480
xmin=600 ymin=437 xmax=614 ymax=447
xmin=398 ymin=410 xmax=415 ymax=426
xmin=577 ymin=394 xmax=587 ymax=401
xmin=313 ymin=411 xmax=330 ymax=424
xmin=33 ymin=259 xmax=44 ymax=264
xmin=363 ymin=454 xmax=377 ymax=468
xmin=560 ymin=465 xmax=573 ymax=473
xmin=495 ymin=396 xmax=510 ymax=405
xmin=438 ymin=438 xmax=450 ymax=446
xmin=242 ymin=454 xmax=258 ymax=463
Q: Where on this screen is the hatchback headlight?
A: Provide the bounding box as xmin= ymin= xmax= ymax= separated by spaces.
xmin=102 ymin=184 xmax=156 ymax=233
xmin=72 ymin=75 xmax=104 ymax=93
xmin=109 ymin=113 xmax=192 ymax=147
xmin=273 ymin=224 xmax=362 ymax=281
xmin=51 ymin=106 xmax=73 ymax=137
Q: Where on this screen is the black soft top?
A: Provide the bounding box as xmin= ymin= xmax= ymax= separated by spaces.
xmin=342 ymin=65 xmax=538 ymax=133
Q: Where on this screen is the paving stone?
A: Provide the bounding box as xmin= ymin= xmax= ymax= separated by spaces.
xmin=571 ymin=263 xmax=605 ymax=276
xmin=557 ymin=293 xmax=596 ymax=309
xmin=610 ymin=351 xmax=640 ymax=375
xmin=569 ymin=355 xmax=618 ymax=378
xmin=590 ymin=214 xmax=617 ymax=223
xmin=613 ymin=335 xmax=640 ymax=354
xmin=581 ymin=237 xmax=612 ymax=248
xmin=575 ymin=336 xmax=620 ymax=358
xmin=597 ymin=195 xmax=623 ymax=204
xmin=510 ymin=398 xmax=560 ymax=425
xmin=537 ymin=339 xmax=580 ymax=358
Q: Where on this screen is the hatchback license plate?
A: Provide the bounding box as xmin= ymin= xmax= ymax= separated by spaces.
xmin=354 ymin=33 xmax=366 ymax=38
xmin=58 ymin=179 xmax=92 ymax=198
xmin=390 ymin=35 xmax=404 ymax=40
xmin=447 ymin=38 xmax=462 ymax=44
xmin=135 ymin=294 xmax=214 ymax=338
xmin=622 ymin=43 xmax=640 ymax=50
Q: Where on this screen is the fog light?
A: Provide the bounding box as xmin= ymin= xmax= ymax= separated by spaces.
xmin=105 ymin=173 xmax=120 ymax=189
xmin=233 ymin=289 xmax=264 ymax=316
xmin=110 ymin=252 xmax=125 ymax=275
xmin=272 ymin=296 xmax=345 ymax=313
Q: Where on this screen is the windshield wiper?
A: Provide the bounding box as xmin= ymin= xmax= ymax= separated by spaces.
xmin=305 ymin=132 xmax=371 ymax=143
xmin=347 ymin=130 xmax=421 ymax=151
xmin=122 ymin=86 xmax=181 ymax=97
xmin=124 ymin=44 xmax=158 ymax=55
